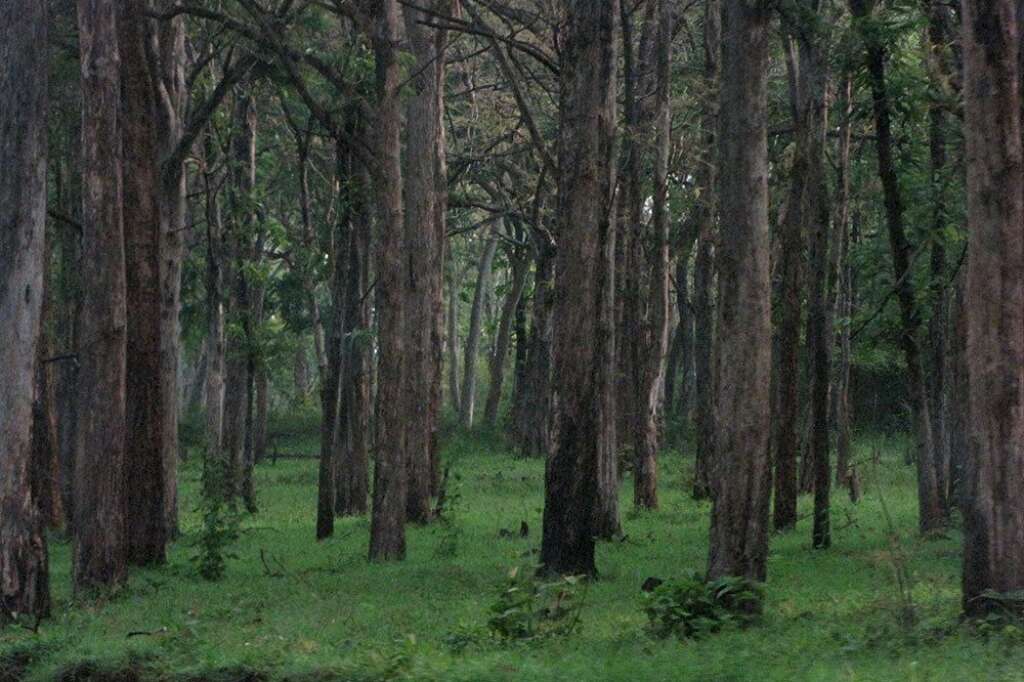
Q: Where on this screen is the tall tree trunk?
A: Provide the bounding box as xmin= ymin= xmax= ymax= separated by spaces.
xmin=692 ymin=0 xmax=721 ymax=502
xmin=0 ymin=0 xmax=51 ymax=617
xmin=119 ymin=0 xmax=167 ymax=566
xmin=707 ymin=0 xmax=772 ymax=583
xmin=850 ymin=0 xmax=943 ymax=534
xmin=74 ymin=0 xmax=129 ymax=590
xmin=833 ymin=79 xmax=856 ymax=494
xmin=403 ymin=1 xmax=449 ymax=522
xmin=960 ymin=0 xmax=1024 ymax=616
xmin=202 ymin=136 xmax=227 ymax=464
xmin=515 ymin=242 xmax=556 ymax=458
xmin=540 ymin=0 xmax=619 ymax=577
xmin=447 ymin=282 xmax=462 ymax=413
xmin=32 ymin=245 xmax=64 ymax=530
xmin=459 ymin=225 xmax=500 ymax=429
xmin=367 ymin=0 xmax=408 ymax=561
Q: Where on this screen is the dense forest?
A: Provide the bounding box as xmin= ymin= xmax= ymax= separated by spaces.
xmin=2 ymin=0 xmax=1024 ymax=679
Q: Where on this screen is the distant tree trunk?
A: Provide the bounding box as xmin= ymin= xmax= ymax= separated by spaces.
xmin=447 ymin=283 xmax=462 ymax=413
xmin=32 ymin=252 xmax=64 ymax=530
xmin=948 ymin=271 xmax=967 ymax=509
xmin=367 ymin=0 xmax=408 ymax=561
xmin=674 ymin=251 xmax=696 ymax=421
xmin=202 ymin=137 xmax=227 ymax=463
xmin=459 ymin=225 xmax=500 ymax=429
xmin=0 ymin=0 xmax=51 ymax=617
xmin=484 ymin=245 xmax=530 ymax=428
xmin=925 ymin=0 xmax=953 ymax=516
xmin=960 ymin=0 xmax=1024 ymax=616
xmin=850 ymin=0 xmax=943 ymax=534
xmin=707 ymin=0 xmax=772 ymax=583
xmin=119 ymin=0 xmax=167 ymax=566
xmin=692 ymin=0 xmax=720 ymax=502
xmin=540 ymin=0 xmax=619 ymax=577
xmin=74 ymin=0 xmax=129 ymax=590
xmin=771 ymin=35 xmax=805 ymax=533
xmin=509 ymin=286 xmax=530 ymax=432
xmin=404 ymin=1 xmax=449 ymax=522
xmin=833 ymin=80 xmax=856 ymax=495
xmin=514 ymin=241 xmax=556 ymax=458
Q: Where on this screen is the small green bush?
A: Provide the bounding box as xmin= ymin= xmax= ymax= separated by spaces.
xmin=190 ymin=455 xmax=241 ymax=581
xmin=487 ymin=567 xmax=586 ymax=642
xmin=642 ymin=573 xmax=764 ymax=640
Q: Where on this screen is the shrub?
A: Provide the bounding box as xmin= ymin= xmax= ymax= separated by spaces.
xmin=487 ymin=567 xmax=586 ymax=642
xmin=191 ymin=455 xmax=241 ymax=581
xmin=642 ymin=573 xmax=763 ymax=640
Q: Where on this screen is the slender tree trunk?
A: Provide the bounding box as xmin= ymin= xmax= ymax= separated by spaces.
xmin=707 ymin=0 xmax=772 ymax=583
xmin=31 ymin=241 xmax=64 ymax=530
xmin=0 ymin=0 xmax=51 ymax=617
xmin=459 ymin=225 xmax=500 ymax=429
xmin=367 ymin=0 xmax=408 ymax=561
xmin=203 ymin=137 xmax=227 ymax=464
xmin=692 ymin=0 xmax=720 ymax=502
xmin=960 ymin=0 xmax=1024 ymax=616
xmin=540 ymin=0 xmax=619 ymax=577
xmin=850 ymin=0 xmax=943 ymax=534
xmin=119 ymin=0 xmax=167 ymax=566
xmin=74 ymin=0 xmax=129 ymax=590
xmin=484 ymin=249 xmax=530 ymax=428
xmin=833 ymin=79 xmax=856 ymax=494
xmin=515 ymin=243 xmax=556 ymax=458
xmin=447 ymin=283 xmax=462 ymax=413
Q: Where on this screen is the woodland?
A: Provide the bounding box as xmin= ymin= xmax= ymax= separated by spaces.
xmin=2 ymin=0 xmax=1024 ymax=679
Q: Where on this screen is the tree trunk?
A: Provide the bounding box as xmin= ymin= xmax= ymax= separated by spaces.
xmin=515 ymin=242 xmax=556 ymax=458
xmin=74 ymin=0 xmax=129 ymax=590
xmin=707 ymin=0 xmax=772 ymax=583
xmin=367 ymin=0 xmax=408 ymax=561
xmin=447 ymin=282 xmax=462 ymax=413
xmin=833 ymin=79 xmax=856 ymax=495
xmin=119 ymin=0 xmax=167 ymax=566
xmin=32 ymin=252 xmax=64 ymax=530
xmin=850 ymin=0 xmax=943 ymax=534
xmin=459 ymin=225 xmax=500 ymax=429
xmin=202 ymin=135 xmax=227 ymax=464
xmin=0 ymin=0 xmax=51 ymax=617
xmin=960 ymin=0 xmax=1024 ymax=616
xmin=692 ymin=0 xmax=720 ymax=502
xmin=484 ymin=247 xmax=530 ymax=428
xmin=403 ymin=1 xmax=449 ymax=522
xmin=540 ymin=0 xmax=619 ymax=577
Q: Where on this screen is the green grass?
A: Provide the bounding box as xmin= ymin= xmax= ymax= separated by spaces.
xmin=3 ymin=427 xmax=1023 ymax=681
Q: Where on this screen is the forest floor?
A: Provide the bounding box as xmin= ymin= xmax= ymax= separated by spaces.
xmin=2 ymin=420 xmax=1022 ymax=681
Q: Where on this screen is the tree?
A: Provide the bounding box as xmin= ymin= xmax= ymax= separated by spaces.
xmin=74 ymin=0 xmax=129 ymax=590
xmin=0 ymin=0 xmax=51 ymax=619
xmin=540 ymin=0 xmax=619 ymax=577
xmin=960 ymin=0 xmax=1024 ymax=616
xmin=707 ymin=0 xmax=773 ymax=582
xmin=367 ymin=0 xmax=409 ymax=562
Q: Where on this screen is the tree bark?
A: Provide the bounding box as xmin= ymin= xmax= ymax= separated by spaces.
xmin=707 ymin=0 xmax=772 ymax=583
xmin=367 ymin=0 xmax=408 ymax=561
xmin=960 ymin=0 xmax=1024 ymax=616
xmin=0 ymin=0 xmax=51 ymax=617
xmin=119 ymin=0 xmax=168 ymax=566
xmin=514 ymin=241 xmax=556 ymax=458
xmin=484 ymin=241 xmax=530 ymax=429
xmin=74 ymin=0 xmax=129 ymax=590
xmin=540 ymin=0 xmax=619 ymax=577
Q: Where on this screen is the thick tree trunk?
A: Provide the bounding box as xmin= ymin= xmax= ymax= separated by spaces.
xmin=540 ymin=0 xmax=619 ymax=577
xmin=850 ymin=0 xmax=943 ymax=534
xmin=707 ymin=0 xmax=772 ymax=583
xmin=119 ymin=0 xmax=167 ymax=566
xmin=74 ymin=0 xmax=129 ymax=590
xmin=367 ymin=0 xmax=408 ymax=561
xmin=960 ymin=0 xmax=1024 ymax=616
xmin=403 ymin=2 xmax=449 ymax=522
xmin=0 ymin=0 xmax=51 ymax=617
xmin=459 ymin=225 xmax=500 ymax=429
xmin=692 ymin=0 xmax=720 ymax=502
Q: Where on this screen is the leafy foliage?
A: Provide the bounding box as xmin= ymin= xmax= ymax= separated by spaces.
xmin=642 ymin=573 xmax=764 ymax=640
xmin=190 ymin=456 xmax=241 ymax=581
xmin=486 ymin=567 xmax=586 ymax=642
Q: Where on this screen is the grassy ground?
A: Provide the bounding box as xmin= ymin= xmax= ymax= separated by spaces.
xmin=3 ymin=425 xmax=1023 ymax=681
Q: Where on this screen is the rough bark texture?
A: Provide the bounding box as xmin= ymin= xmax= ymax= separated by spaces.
xmin=367 ymin=0 xmax=408 ymax=561
xmin=74 ymin=0 xmax=129 ymax=590
xmin=961 ymin=0 xmax=1024 ymax=616
xmin=0 ymin=0 xmax=51 ymax=617
xmin=119 ymin=0 xmax=167 ymax=566
xmin=403 ymin=1 xmax=449 ymax=522
xmin=540 ymin=0 xmax=619 ymax=577
xmin=707 ymin=0 xmax=772 ymax=583
xmin=850 ymin=0 xmax=944 ymax=534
